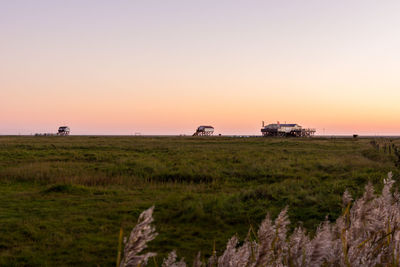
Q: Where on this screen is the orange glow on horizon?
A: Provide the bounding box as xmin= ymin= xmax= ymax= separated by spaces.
xmin=1 ymin=1 xmax=400 ymax=135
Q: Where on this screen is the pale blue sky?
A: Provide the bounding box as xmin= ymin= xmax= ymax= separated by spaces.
xmin=1 ymin=1 xmax=400 ymax=135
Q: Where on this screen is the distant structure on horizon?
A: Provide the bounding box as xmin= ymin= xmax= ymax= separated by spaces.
xmin=261 ymin=121 xmax=315 ymax=137
xmin=193 ymin=125 xmax=214 ymax=136
xmin=57 ymin=126 xmax=70 ymax=136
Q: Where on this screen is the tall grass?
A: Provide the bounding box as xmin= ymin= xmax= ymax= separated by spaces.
xmin=122 ymin=173 xmax=400 ymax=266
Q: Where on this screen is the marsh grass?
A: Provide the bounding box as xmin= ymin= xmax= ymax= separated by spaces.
xmin=0 ymin=136 xmax=399 ymax=265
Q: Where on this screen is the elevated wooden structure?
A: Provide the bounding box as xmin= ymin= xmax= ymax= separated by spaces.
xmin=261 ymin=122 xmax=315 ymax=137
xmin=57 ymin=126 xmax=70 ymax=136
xmin=193 ymin=126 xmax=214 ymax=136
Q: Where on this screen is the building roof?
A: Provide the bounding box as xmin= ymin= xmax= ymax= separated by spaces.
xmin=265 ymin=124 xmax=299 ymax=127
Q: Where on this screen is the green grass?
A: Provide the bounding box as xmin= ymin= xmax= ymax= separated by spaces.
xmin=0 ymin=136 xmax=399 ymax=266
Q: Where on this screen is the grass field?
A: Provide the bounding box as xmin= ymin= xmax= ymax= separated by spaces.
xmin=0 ymin=136 xmax=399 ymax=266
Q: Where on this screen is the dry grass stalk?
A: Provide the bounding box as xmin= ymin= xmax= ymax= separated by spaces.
xmin=162 ymin=250 xmax=186 ymax=267
xmin=192 ymin=252 xmax=203 ymax=267
xmin=119 ymin=206 xmax=158 ymax=267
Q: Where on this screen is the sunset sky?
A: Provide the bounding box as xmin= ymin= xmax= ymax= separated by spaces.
xmin=1 ymin=1 xmax=400 ymax=135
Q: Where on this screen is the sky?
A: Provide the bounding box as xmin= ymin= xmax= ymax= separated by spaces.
xmin=1 ymin=0 xmax=400 ymax=135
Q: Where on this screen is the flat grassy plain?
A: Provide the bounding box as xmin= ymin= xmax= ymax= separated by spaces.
xmin=0 ymin=136 xmax=399 ymax=266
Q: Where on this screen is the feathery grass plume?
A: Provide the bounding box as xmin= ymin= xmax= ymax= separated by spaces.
xmin=273 ymin=207 xmax=290 ymax=255
xmin=119 ymin=206 xmax=158 ymax=267
xmin=232 ymin=240 xmax=258 ymax=266
xmin=342 ymin=190 xmax=353 ymax=207
xmin=216 ymin=235 xmax=257 ymax=267
xmin=287 ymin=227 xmax=311 ymax=267
xmin=254 ymin=214 xmax=275 ymax=266
xmin=162 ymin=250 xmax=186 ymax=267
xmin=383 ymin=171 xmax=394 ymax=204
xmin=309 ymin=219 xmax=333 ymax=266
xmin=337 ymin=172 xmax=400 ymax=266
xmin=192 ymin=252 xmax=203 ymax=267
xmin=255 ymin=207 xmax=290 ymax=266
xmin=217 ymin=236 xmax=239 ymax=266
xmin=207 ymin=253 xmax=217 ymax=267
